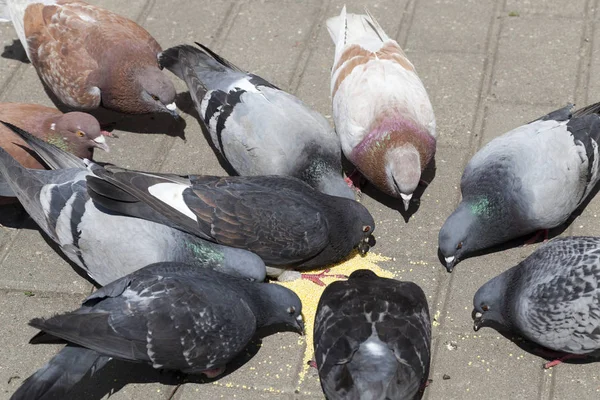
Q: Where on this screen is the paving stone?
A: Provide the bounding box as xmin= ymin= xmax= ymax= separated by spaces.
xmin=479 ymin=100 xmax=562 ymax=146
xmin=407 ymin=0 xmax=496 ymax=53
xmin=0 ymin=226 xmax=92 ymax=295
xmin=428 ymin=333 xmax=544 ymax=400
xmin=504 ymin=0 xmax=588 ymax=17
xmin=491 ymin=15 xmax=583 ymax=104
xmin=552 ymin=362 xmax=600 ymax=399
xmin=408 ymin=51 xmax=486 ymax=148
xmin=0 ymin=290 xmax=84 ymax=400
xmin=221 ymin=0 xmax=323 ymax=89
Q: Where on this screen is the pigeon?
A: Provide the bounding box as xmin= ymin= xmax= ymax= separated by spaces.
xmin=314 ymin=269 xmax=431 ymax=400
xmin=0 ymin=0 xmax=177 ymax=115
xmin=0 ymin=121 xmax=266 ymax=284
xmin=439 ymin=102 xmax=600 ymax=272
xmin=86 ymin=167 xmax=375 ymax=280
xmin=326 ymin=7 xmax=436 ymax=210
xmin=0 ymin=103 xmax=109 ymax=202
xmin=11 ymin=262 xmax=304 ymax=400
xmin=158 ymin=43 xmax=355 ymax=200
xmin=473 ymin=236 xmax=600 ymax=368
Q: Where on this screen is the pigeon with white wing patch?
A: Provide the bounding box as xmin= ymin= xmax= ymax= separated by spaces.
xmin=473 ymin=236 xmax=600 ymax=368
xmin=0 ymin=121 xmax=266 ymax=284
xmin=439 ymin=102 xmax=600 ymax=272
xmin=11 ymin=262 xmax=304 ymax=400
xmin=86 ymin=167 xmax=375 ymax=281
xmin=314 ymin=269 xmax=431 ymax=399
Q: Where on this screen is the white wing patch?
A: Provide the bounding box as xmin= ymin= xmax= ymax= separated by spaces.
xmin=228 ymin=78 xmax=260 ymax=93
xmin=147 ymin=183 xmax=198 ymax=221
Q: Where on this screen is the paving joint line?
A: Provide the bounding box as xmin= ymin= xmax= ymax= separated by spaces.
xmin=573 ymin=0 xmax=596 ymax=106
xmin=397 ymin=0 xmax=417 ymax=48
xmin=427 ymin=0 xmax=505 ymax=387
xmin=288 ymin=0 xmax=332 ymax=95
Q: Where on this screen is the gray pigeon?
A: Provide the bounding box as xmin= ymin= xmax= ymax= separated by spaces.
xmin=0 ymin=121 xmax=266 ymax=284
xmin=314 ymin=270 xmax=431 ymax=400
xmin=11 ymin=262 xmax=304 ymax=400
xmin=439 ymin=103 xmax=600 ymax=272
xmin=158 ymin=43 xmax=355 ymax=200
xmin=473 ymin=236 xmax=600 ymax=368
xmin=86 ymin=165 xmax=375 ymax=280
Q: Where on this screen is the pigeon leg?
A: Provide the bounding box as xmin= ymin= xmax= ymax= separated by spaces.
xmin=307 ymin=360 xmax=317 ymax=369
xmin=301 ymin=269 xmax=348 ymax=286
xmin=202 ymin=366 xmax=226 ymax=378
xmin=345 ymin=169 xmax=366 ymax=192
xmin=543 ymin=354 xmax=585 ymax=369
xmin=523 ymin=229 xmax=549 ymax=246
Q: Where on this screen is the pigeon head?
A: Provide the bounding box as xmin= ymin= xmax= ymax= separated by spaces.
xmin=472 ymin=272 xmax=511 ymax=332
xmin=136 ymin=67 xmax=178 ymax=117
xmin=102 ymin=66 xmax=178 ymax=117
xmin=341 ymin=199 xmax=375 ymax=256
xmin=387 ymin=144 xmax=421 ymax=210
xmin=348 ymin=269 xmax=378 ymax=280
xmin=439 ymin=196 xmax=506 ymax=272
xmin=255 ymin=283 xmax=304 ymax=334
xmin=218 ymin=246 xmax=267 ymax=282
xmin=50 ymin=112 xmax=110 ymax=158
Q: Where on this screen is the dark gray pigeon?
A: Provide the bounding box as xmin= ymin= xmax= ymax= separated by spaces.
xmin=11 ymin=262 xmax=304 ymax=400
xmin=313 ymin=270 xmax=431 ymax=400
xmin=158 ymin=43 xmax=355 ymax=200
xmin=86 ymin=166 xmax=375 ymax=281
xmin=439 ymin=103 xmax=600 ymax=272
xmin=0 ymin=121 xmax=266 ymax=284
xmin=473 ymin=236 xmax=600 ymax=368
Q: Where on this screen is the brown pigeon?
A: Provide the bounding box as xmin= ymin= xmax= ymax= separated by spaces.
xmin=1 ymin=0 xmax=177 ymax=116
xmin=326 ymin=7 xmax=436 ymax=210
xmin=0 ymin=102 xmax=109 ymax=204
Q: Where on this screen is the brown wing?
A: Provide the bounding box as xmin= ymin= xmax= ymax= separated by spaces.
xmin=332 ymin=41 xmax=414 ymax=98
xmin=24 ymin=3 xmax=101 ymax=109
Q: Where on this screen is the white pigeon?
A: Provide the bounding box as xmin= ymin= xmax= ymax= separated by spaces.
xmin=326 ymin=6 xmax=436 ymax=209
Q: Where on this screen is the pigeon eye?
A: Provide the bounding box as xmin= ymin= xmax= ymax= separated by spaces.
xmin=76 ymin=130 xmax=85 ymax=137
xmin=456 ymin=242 xmax=463 ymax=250
xmin=362 ymin=226 xmax=371 ymax=233
xmin=482 ymin=305 xmax=489 ymax=311
xmin=287 ymin=306 xmax=296 ymax=315
xmin=151 ymin=94 xmax=160 ymax=101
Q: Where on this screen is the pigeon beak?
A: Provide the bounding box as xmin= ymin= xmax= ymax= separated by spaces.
xmin=295 ymin=314 xmax=305 ymax=335
xmin=165 ymin=102 xmax=179 ymax=118
xmin=357 ymin=237 xmax=370 ymax=256
xmin=473 ymin=311 xmax=484 ymax=331
xmin=444 ymin=256 xmax=456 ymax=273
xmin=93 ymin=135 xmax=110 ymax=153
xmin=400 ymin=193 xmax=412 ymax=210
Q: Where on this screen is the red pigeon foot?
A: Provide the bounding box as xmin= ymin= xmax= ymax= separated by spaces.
xmin=301 ymin=269 xmax=348 ymax=286
xmin=523 ymin=229 xmax=549 ymax=246
xmin=308 ymin=360 xmax=317 ymax=369
xmin=101 ymin=130 xmax=118 ymax=138
xmin=345 ymin=169 xmax=367 ymax=191
xmin=543 ymin=354 xmax=586 ymax=369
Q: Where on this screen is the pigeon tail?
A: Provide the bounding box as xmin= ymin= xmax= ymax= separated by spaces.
xmin=11 ymin=344 xmax=109 ymax=400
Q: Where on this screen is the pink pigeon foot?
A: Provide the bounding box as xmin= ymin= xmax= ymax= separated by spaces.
xmin=543 ymin=354 xmax=586 ymax=369
xmin=523 ymin=229 xmax=549 ymax=246
xmin=101 ymin=130 xmax=118 ymax=138
xmin=202 ymin=366 xmax=226 ymax=378
xmin=308 ymin=360 xmax=317 ymax=369
xmin=301 ymin=269 xmax=348 ymax=286
xmin=345 ymin=169 xmax=366 ymax=192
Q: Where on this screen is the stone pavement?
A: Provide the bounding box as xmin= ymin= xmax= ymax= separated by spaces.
xmin=1 ymin=0 xmax=599 ymax=399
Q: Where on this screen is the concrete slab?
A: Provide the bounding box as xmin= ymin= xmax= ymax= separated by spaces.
xmin=491 ymin=15 xmax=583 ymax=104
xmin=504 ymin=0 xmax=588 ymax=17
xmin=407 ymin=0 xmax=496 ymax=53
